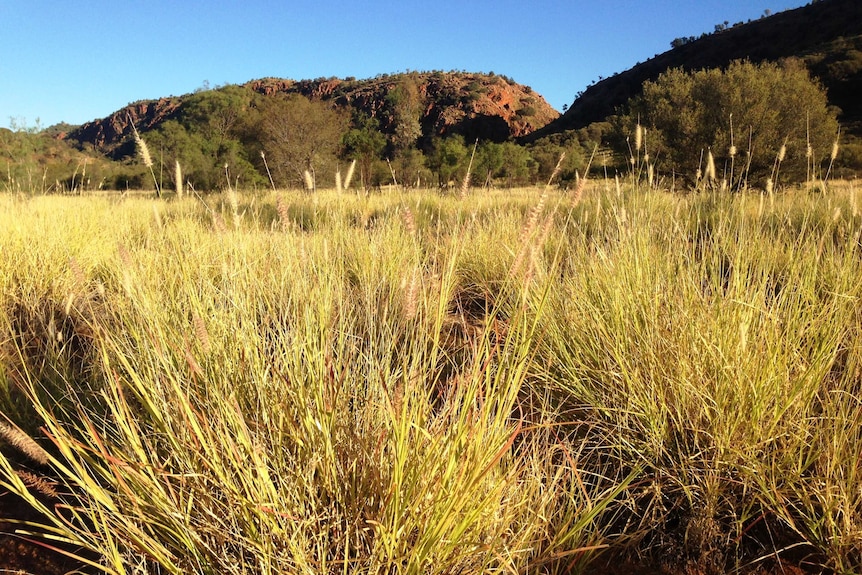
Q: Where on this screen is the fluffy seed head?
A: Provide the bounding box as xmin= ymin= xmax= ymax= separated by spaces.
xmin=0 ymin=423 xmax=49 ymax=465
xmin=276 ymin=194 xmax=290 ymax=229
xmin=706 ymin=150 xmax=716 ymax=181
xmin=193 ymin=314 xmax=211 ymax=354
xmin=16 ymin=470 xmax=58 ymax=499
xmin=132 ymin=125 xmax=153 ymax=168
xmin=175 ymin=160 xmax=183 ymax=198
xmin=547 ymin=152 xmax=565 ymax=187
xmin=402 ymin=206 xmax=417 ymax=237
xmin=343 ymin=160 xmax=356 ymax=191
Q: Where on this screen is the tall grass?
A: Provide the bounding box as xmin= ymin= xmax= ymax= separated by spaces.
xmin=1 ymin=184 xmax=861 ymax=573
xmin=0 ymin=190 xmax=624 ymax=574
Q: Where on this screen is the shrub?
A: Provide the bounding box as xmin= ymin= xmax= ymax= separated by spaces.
xmin=620 ymin=59 xmax=838 ymax=186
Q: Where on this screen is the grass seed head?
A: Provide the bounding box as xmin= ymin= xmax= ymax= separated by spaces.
xmin=193 ymin=314 xmax=211 ymax=355
xmin=175 ymin=160 xmax=183 ymax=198
xmin=706 ymin=150 xmax=716 ymax=181
xmin=15 ymin=470 xmax=58 ymax=499
xmin=0 ymin=423 xmax=49 ymax=465
xmin=130 ymin=122 xmax=153 ymax=168
xmin=344 ymin=159 xmax=356 ymax=191
xmin=547 ymin=152 xmax=566 ymax=187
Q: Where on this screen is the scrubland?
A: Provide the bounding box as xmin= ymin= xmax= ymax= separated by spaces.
xmin=1 ymin=181 xmax=861 ymax=574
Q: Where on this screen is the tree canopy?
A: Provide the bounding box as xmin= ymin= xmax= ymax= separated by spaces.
xmin=620 ymin=59 xmax=839 ymax=186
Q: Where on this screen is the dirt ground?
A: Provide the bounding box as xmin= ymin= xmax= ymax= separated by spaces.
xmin=0 ymin=491 xmax=95 ymax=574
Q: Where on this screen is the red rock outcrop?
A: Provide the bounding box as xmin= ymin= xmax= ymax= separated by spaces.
xmin=65 ymin=72 xmax=559 ymax=154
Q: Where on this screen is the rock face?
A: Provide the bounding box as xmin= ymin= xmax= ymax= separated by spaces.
xmin=248 ymin=72 xmax=559 ymax=140
xmin=65 ymin=72 xmax=559 ymax=155
xmin=69 ymin=97 xmax=182 ymax=153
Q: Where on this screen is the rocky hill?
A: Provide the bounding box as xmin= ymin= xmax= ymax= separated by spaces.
xmin=528 ymin=0 xmax=862 ymax=141
xmin=66 ymin=72 xmax=559 ymax=156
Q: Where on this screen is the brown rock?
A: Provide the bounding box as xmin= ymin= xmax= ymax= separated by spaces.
xmin=63 ymin=72 xmax=559 ymax=155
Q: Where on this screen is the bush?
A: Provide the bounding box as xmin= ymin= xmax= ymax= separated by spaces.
xmin=620 ymin=59 xmax=839 ymax=186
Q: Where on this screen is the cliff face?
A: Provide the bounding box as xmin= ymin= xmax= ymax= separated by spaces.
xmin=246 ymin=72 xmax=558 ymax=140
xmin=66 ymin=72 xmax=559 ymax=154
xmin=69 ymin=97 xmax=182 ymax=152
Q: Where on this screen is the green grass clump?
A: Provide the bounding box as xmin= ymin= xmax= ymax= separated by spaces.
xmin=0 ymin=183 xmax=861 ymax=573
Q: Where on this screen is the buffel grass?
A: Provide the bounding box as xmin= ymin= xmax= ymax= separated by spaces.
xmin=0 ymin=183 xmax=861 ymax=574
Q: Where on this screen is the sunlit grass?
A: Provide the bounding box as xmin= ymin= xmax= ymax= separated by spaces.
xmin=1 ymin=182 xmax=861 ymax=573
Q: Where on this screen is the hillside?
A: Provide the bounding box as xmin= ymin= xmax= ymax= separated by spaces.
xmin=529 ymin=0 xmax=862 ymax=141
xmin=66 ymin=72 xmax=559 ymax=157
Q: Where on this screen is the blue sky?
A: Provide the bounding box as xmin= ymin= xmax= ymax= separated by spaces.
xmin=0 ymin=0 xmax=810 ymax=130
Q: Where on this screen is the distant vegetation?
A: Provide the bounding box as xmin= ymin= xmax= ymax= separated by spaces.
xmin=0 ymin=123 xmax=136 ymax=193
xmin=0 ymin=73 xmax=589 ymax=193
xmin=616 ymin=59 xmax=839 ymax=187
xmin=531 ymin=0 xmax=862 ymax=178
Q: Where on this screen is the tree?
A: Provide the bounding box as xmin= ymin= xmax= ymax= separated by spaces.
xmin=474 ymin=142 xmax=505 ymax=187
xmin=258 ymin=95 xmax=347 ymax=188
xmin=181 ymin=85 xmax=255 ymax=149
xmin=145 ymin=86 xmax=265 ymax=190
xmin=342 ymin=113 xmax=386 ymax=189
xmin=427 ymin=135 xmax=468 ymax=186
xmin=620 ymin=59 xmax=838 ymax=185
xmin=528 ymin=136 xmax=586 ymax=185
xmin=497 ymin=142 xmax=535 ymax=187
xmin=386 ymin=75 xmax=423 ymax=152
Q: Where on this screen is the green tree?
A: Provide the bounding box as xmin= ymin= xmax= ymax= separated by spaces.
xmin=181 ymin=85 xmax=255 ymax=149
xmin=528 ymin=135 xmax=587 ymax=185
xmin=386 ymin=75 xmax=424 ymax=154
xmin=621 ymin=59 xmax=838 ymax=185
xmin=342 ymin=113 xmax=386 ymax=189
xmin=258 ymin=95 xmax=348 ymax=188
xmin=473 ymin=142 xmax=505 ymax=187
xmin=427 ymin=135 xmax=468 ymax=186
xmin=146 ymin=85 xmax=264 ymax=190
xmin=147 ymin=121 xmax=212 ymax=188
xmin=391 ymin=147 xmax=430 ymax=188
xmin=497 ymin=142 xmax=535 ymax=187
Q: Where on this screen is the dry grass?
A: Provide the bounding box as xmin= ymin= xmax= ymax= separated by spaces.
xmin=0 ymin=183 xmax=861 ymax=573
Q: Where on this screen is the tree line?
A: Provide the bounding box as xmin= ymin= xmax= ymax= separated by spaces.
xmin=3 ymin=59 xmax=852 ymax=193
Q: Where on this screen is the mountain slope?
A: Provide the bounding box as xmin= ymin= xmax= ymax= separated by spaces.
xmin=65 ymin=72 xmax=559 ymax=156
xmin=529 ymin=0 xmax=862 ymax=141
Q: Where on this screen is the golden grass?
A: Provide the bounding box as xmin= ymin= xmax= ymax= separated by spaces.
xmin=0 ymin=183 xmax=861 ymax=573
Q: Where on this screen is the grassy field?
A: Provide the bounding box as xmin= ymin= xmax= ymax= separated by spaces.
xmin=1 ymin=181 xmax=861 ymax=574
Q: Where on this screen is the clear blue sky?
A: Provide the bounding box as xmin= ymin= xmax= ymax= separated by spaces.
xmin=0 ymin=0 xmax=810 ymax=130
